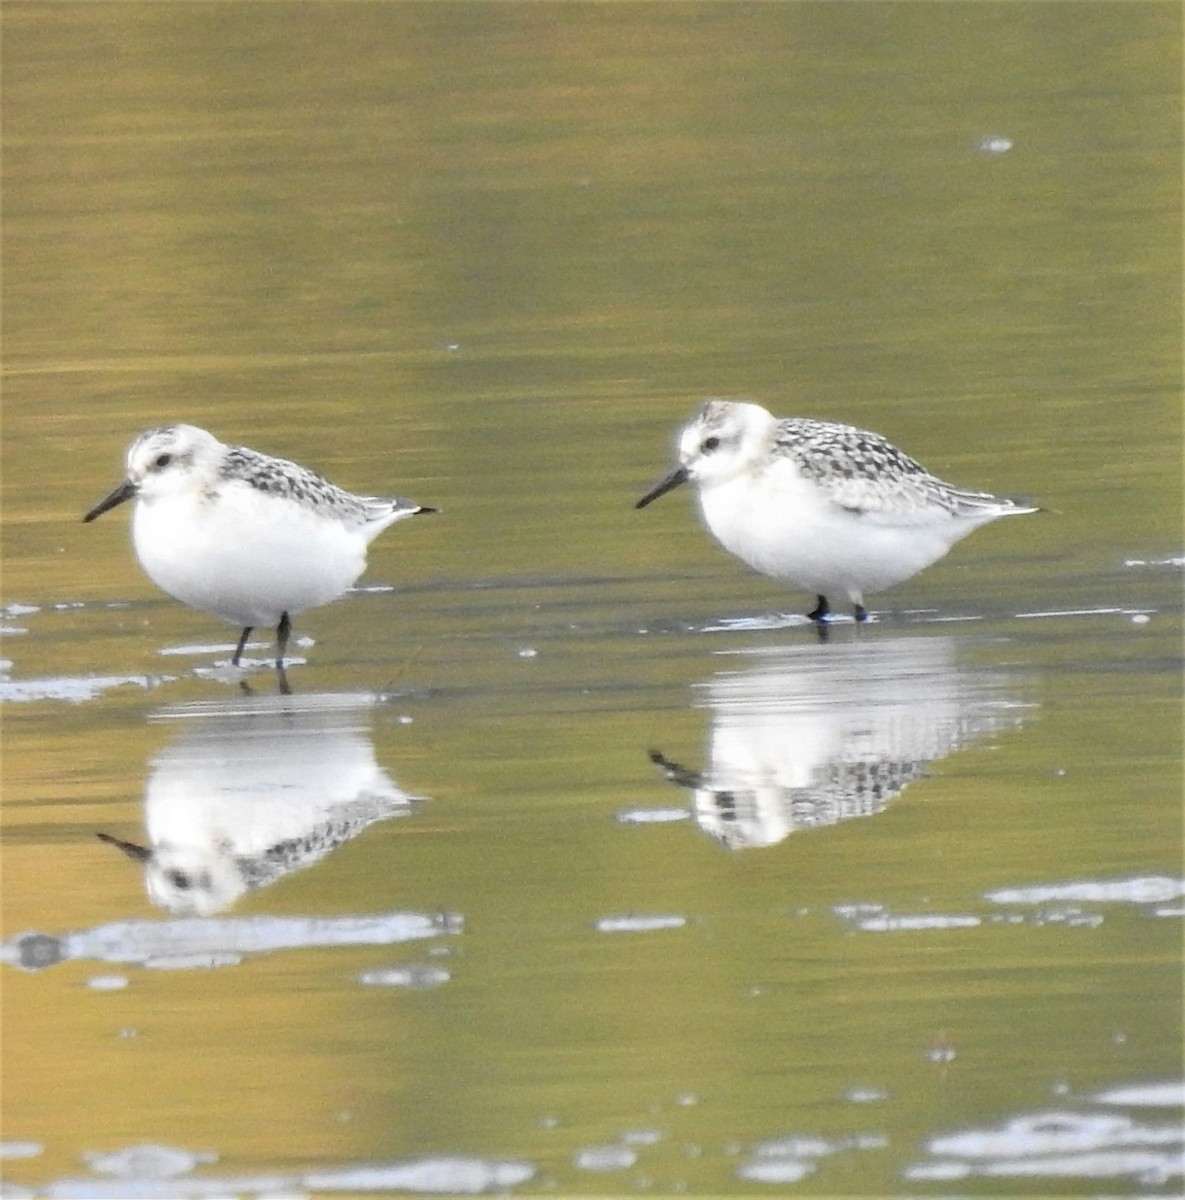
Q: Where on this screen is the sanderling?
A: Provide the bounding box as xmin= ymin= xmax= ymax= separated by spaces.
xmin=636 ymin=399 xmax=1037 ymax=621
xmin=84 ymin=424 xmax=436 ymax=667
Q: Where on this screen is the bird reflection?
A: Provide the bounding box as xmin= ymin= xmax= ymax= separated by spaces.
xmin=649 ymin=636 xmax=1029 ymax=850
xmin=98 ymin=693 xmax=423 ymax=915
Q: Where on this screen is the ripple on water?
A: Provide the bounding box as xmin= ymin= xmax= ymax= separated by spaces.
xmin=615 ymin=806 xmax=691 ymax=825
xmin=574 ymin=1144 xmax=638 ymax=1172
xmin=594 ymin=914 xmax=687 ymax=933
xmin=0 ymin=673 xmax=166 ymax=703
xmin=303 ymin=1155 xmax=536 ymax=1193
xmin=2 ymin=911 xmax=462 ymax=973
xmin=985 ymin=876 xmax=1185 ymax=906
xmin=827 ymin=874 xmax=1185 ymax=938
xmin=1091 ymin=1080 xmax=1185 ymax=1108
xmin=83 ymin=1143 xmax=216 ymax=1179
xmin=736 ymin=1132 xmax=888 ymax=1185
xmin=358 ymin=963 xmax=451 ymax=989
xmin=905 ymin=1108 xmax=1185 ymax=1185
xmin=24 ymin=1153 xmax=536 ymax=1197
xmin=0 ymin=1142 xmax=43 ymax=1159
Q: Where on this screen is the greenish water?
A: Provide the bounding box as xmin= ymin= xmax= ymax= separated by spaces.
xmin=2 ymin=3 xmax=1181 ymax=1196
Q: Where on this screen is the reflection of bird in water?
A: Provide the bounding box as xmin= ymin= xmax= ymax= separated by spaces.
xmin=98 ymin=695 xmax=422 ymax=915
xmin=636 ymin=399 xmax=1037 ymax=622
xmin=649 ymin=637 xmax=1028 ymax=850
xmin=649 ymin=747 xmax=928 ymax=849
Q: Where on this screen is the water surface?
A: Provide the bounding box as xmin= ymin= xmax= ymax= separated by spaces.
xmin=2 ymin=3 xmax=1181 ymax=1195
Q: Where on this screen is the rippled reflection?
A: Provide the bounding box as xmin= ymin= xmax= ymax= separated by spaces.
xmin=0 ymin=1149 xmax=534 ymax=1197
xmin=97 ymin=692 xmax=424 ymax=914
xmin=905 ymin=1100 xmax=1185 ymax=1186
xmin=2 ymin=910 xmax=459 ymax=973
xmin=650 ymin=636 xmax=1031 ymax=849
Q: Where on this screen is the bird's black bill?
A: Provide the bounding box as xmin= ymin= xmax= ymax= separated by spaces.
xmin=83 ymin=479 xmax=138 ymax=523
xmin=96 ymin=831 xmax=152 ymax=862
xmin=635 ymin=465 xmax=690 ymax=509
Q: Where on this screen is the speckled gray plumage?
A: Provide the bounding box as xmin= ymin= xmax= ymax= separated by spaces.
xmin=218 ymin=444 xmax=418 ymax=524
xmin=122 ymin=424 xmax=421 ymax=524
xmin=236 ymin=794 xmax=416 ymax=890
xmin=696 ymin=401 xmax=1027 ymax=517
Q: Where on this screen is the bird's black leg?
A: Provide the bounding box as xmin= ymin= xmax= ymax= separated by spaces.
xmin=853 ymin=604 xmax=869 ymax=623
xmin=275 ymin=611 xmax=291 ymax=669
xmin=806 ymin=595 xmax=830 ymax=622
xmin=232 ymin=626 xmax=253 ymax=666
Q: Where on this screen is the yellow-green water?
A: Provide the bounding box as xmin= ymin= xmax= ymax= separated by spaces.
xmin=2 ymin=3 xmax=1181 ymax=1195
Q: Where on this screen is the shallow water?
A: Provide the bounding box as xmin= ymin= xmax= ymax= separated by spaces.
xmin=2 ymin=3 xmax=1182 ymax=1196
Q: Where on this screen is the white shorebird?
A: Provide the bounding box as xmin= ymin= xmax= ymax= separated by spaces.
xmin=636 ymin=399 xmax=1036 ymax=621
xmin=84 ymin=424 xmax=436 ymax=667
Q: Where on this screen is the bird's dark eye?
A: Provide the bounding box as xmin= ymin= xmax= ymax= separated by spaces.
xmin=702 ymin=436 xmax=721 ymax=453
xmin=165 ymin=869 xmax=191 ymax=890
xmin=153 ymin=453 xmax=173 ymax=470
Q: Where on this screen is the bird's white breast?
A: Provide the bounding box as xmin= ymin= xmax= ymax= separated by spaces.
xmin=696 ymin=460 xmax=957 ymax=601
xmin=132 ymin=483 xmax=369 ymax=626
